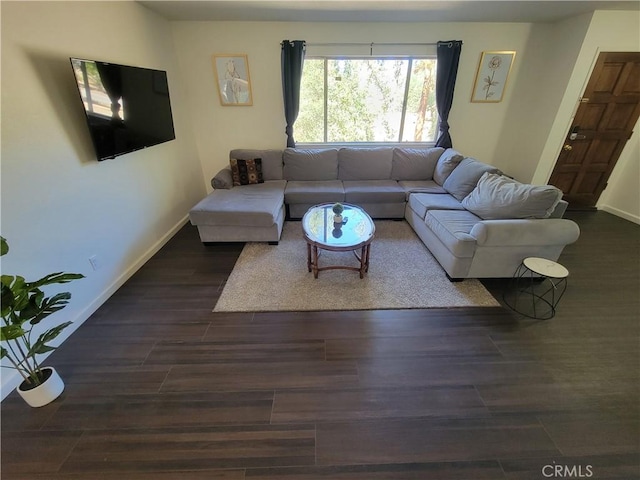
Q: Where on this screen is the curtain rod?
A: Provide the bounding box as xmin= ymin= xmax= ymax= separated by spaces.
xmin=283 ymin=40 xmax=462 ymax=54
xmin=306 ymin=42 xmax=440 ymax=47
xmin=283 ymin=41 xmax=462 ymax=47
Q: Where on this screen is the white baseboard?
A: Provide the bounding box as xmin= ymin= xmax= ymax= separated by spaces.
xmin=0 ymin=215 xmax=190 ymax=401
xmin=599 ymin=205 xmax=640 ymax=225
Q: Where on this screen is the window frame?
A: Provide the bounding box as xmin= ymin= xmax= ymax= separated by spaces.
xmin=297 ymin=54 xmax=439 ymax=147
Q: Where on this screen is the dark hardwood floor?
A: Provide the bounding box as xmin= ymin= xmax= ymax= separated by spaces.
xmin=2 ymin=211 xmax=639 ymax=479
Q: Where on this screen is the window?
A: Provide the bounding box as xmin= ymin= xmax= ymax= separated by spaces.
xmin=297 ymin=57 xmax=437 ymax=144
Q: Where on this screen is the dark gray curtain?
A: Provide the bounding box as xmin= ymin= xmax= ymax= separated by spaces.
xmin=281 ymin=40 xmax=306 ymax=148
xmin=434 ymin=40 xmax=463 ymax=149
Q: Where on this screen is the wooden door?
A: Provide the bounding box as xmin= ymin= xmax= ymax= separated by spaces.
xmin=548 ymin=52 xmax=640 ymax=208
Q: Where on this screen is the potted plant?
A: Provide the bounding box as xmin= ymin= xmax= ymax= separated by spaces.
xmin=332 ymin=202 xmax=344 ymax=224
xmin=1 ymin=236 xmax=84 ymax=407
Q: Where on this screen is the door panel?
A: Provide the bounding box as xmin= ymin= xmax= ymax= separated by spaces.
xmin=595 ymin=63 xmax=624 ymax=92
xmin=549 ymin=52 xmax=640 ymax=208
xmin=622 ymin=63 xmax=640 ymax=93
xmin=578 ymin=173 xmax=602 ymax=194
xmin=580 ymin=104 xmax=606 ymax=129
xmin=607 ymin=104 xmax=636 ymax=129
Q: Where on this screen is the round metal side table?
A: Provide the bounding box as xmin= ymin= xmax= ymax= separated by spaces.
xmin=503 ymin=257 xmax=569 ymax=319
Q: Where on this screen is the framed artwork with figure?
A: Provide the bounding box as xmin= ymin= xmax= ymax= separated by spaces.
xmin=471 ymin=51 xmax=516 ymax=103
xmin=212 ymin=54 xmax=253 ymax=106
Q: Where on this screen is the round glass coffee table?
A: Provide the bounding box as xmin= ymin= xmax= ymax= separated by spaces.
xmin=302 ymin=203 xmax=375 ymax=279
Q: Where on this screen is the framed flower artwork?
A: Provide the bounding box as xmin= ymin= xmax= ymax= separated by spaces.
xmin=212 ymin=54 xmax=253 ymax=106
xmin=471 ymin=51 xmax=516 ymax=103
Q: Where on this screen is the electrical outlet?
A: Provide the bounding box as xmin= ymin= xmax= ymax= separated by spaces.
xmin=89 ymin=255 xmax=100 ymax=271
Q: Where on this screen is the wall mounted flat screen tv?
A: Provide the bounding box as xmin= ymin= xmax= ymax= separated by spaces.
xmin=70 ymin=58 xmax=176 ymax=161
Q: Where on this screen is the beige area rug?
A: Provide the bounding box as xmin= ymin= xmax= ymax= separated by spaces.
xmin=214 ymin=221 xmax=500 ymax=312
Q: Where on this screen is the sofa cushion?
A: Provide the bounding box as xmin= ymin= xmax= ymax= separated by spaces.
xmin=443 ymin=158 xmax=501 ymax=201
xmin=230 ymin=149 xmax=283 ymax=181
xmin=338 ymin=148 xmax=393 ymax=180
xmin=285 ymin=180 xmax=345 ymax=204
xmin=433 ymin=148 xmax=464 ymax=185
xmin=189 ymin=181 xmax=286 ymax=227
xmin=462 ymin=172 xmax=564 ymax=220
xmin=424 ymin=210 xmax=481 ymax=258
xmin=391 ymin=147 xmax=444 ymax=180
xmin=399 ymin=180 xmax=448 ymax=197
xmin=343 ymin=180 xmax=406 ymax=203
xmin=283 ymin=148 xmax=338 ymax=181
xmin=230 ymin=158 xmax=264 ymax=186
xmin=408 ymin=193 xmax=465 ymax=220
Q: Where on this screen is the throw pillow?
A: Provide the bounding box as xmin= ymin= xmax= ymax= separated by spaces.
xmin=461 ymin=172 xmax=564 ymax=220
xmin=338 ymin=147 xmax=393 ymax=180
xmin=283 ymin=148 xmax=339 ymax=181
xmin=230 ymin=158 xmax=264 ymax=186
xmin=443 ymin=158 xmax=501 ymax=201
xmin=230 ymin=149 xmax=284 ymax=180
xmin=391 ymin=147 xmax=444 ymax=181
xmin=433 ymin=148 xmax=464 ymax=185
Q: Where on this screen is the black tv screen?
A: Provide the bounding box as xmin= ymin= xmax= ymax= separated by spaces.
xmin=70 ymin=58 xmax=176 ymax=161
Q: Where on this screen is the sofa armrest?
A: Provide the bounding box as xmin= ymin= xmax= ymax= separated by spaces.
xmin=470 ymin=219 xmax=580 ymax=247
xmin=211 ymin=167 xmax=233 ymax=190
xmin=549 ymin=199 xmax=568 ymax=218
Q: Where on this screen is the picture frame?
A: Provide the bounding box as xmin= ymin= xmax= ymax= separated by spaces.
xmin=212 ymin=54 xmax=253 ymax=106
xmin=471 ymin=51 xmax=516 ymax=103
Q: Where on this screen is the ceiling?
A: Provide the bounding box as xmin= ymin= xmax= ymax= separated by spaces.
xmin=138 ymin=1 xmax=640 ymax=23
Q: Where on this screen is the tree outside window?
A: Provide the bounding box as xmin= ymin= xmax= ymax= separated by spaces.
xmin=297 ymin=57 xmax=437 ymax=144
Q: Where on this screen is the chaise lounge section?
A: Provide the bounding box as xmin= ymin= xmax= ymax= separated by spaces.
xmin=188 ymin=181 xmax=286 ymax=244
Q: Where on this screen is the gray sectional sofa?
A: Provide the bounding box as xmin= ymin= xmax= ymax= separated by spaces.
xmin=189 ymin=147 xmax=580 ymax=279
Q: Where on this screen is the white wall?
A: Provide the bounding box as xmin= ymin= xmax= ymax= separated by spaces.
xmin=599 ymin=133 xmax=640 ymax=224
xmin=496 ymin=13 xmax=592 ymax=182
xmin=532 ymin=10 xmax=640 ymax=222
xmin=170 ymin=20 xmax=534 ymax=190
xmin=0 ymin=1 xmax=204 ymax=396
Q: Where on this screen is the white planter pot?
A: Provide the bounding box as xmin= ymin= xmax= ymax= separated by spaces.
xmin=17 ymin=367 xmax=65 ymax=408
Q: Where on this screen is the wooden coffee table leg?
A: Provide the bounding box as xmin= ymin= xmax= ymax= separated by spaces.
xmin=364 ymin=244 xmax=371 ymax=272
xmin=306 ymin=242 xmax=312 ymax=272
xmin=313 ymin=245 xmax=319 ymax=279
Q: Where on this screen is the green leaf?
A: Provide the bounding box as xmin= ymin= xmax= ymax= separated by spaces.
xmin=1 ymin=345 xmax=8 ymax=359
xmin=1 ymin=324 xmax=27 ymax=341
xmin=27 ymin=292 xmax=72 ymax=326
xmin=0 ymin=237 xmax=8 ymax=257
xmin=28 ymin=321 xmax=72 ymax=356
xmin=29 ymin=272 xmax=84 ymax=289
xmin=19 ymin=290 xmax=46 ymax=320
xmin=30 ymin=344 xmax=56 ymax=356
xmin=3 ymin=276 xmax=30 ymax=312
xmin=1 ymin=283 xmax=15 ymax=317
xmin=37 ymin=321 xmax=73 ymax=343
